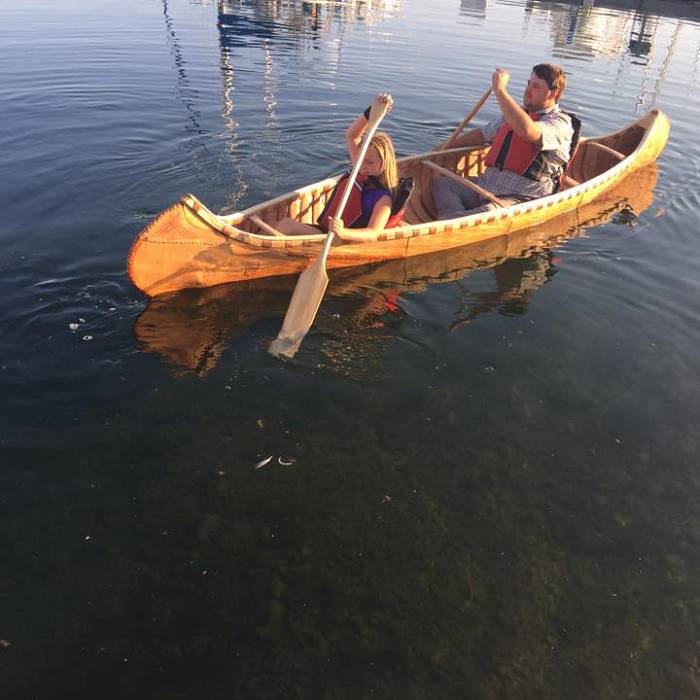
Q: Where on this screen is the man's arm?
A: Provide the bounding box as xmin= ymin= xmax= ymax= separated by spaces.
xmin=442 ymin=127 xmax=485 ymax=149
xmin=492 ymin=69 xmax=541 ymax=144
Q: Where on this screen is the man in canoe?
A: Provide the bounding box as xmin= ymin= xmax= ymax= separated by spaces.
xmin=433 ymin=64 xmax=576 ymax=217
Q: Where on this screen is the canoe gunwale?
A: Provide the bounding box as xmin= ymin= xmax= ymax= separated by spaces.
xmin=217 ymin=143 xmax=487 ymax=226
xmin=215 ymin=109 xmax=667 ymax=249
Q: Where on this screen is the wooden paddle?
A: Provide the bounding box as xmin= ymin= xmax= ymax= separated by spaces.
xmin=422 ymin=88 xmax=491 ymax=219
xmin=442 ymin=88 xmax=492 ymax=150
xmin=269 ymin=98 xmax=391 ymax=358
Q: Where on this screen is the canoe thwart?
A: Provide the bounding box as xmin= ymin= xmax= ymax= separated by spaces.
xmin=422 ymin=160 xmax=507 ymax=208
xmin=250 ymin=215 xmax=286 ymax=237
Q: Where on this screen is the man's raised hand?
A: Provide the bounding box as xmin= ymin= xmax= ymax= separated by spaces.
xmin=492 ymin=68 xmax=510 ymax=94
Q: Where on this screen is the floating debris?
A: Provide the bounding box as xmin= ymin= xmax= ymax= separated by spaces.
xmin=278 ymin=457 xmax=295 ymax=466
xmin=256 ymin=419 xmax=264 ymax=429
xmin=255 ymin=456 xmax=273 ymax=470
xmin=82 ymin=335 xmax=93 ymax=342
xmin=69 ymin=323 xmax=79 ymax=330
xmin=0 ymin=640 xmax=11 ymax=648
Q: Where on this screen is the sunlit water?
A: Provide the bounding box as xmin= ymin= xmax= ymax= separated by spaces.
xmin=2 ymin=0 xmax=700 ymax=697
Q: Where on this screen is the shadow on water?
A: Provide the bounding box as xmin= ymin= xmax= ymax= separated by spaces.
xmin=134 ymin=165 xmax=658 ymax=376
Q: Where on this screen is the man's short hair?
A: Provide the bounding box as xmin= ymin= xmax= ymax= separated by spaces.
xmin=533 ymin=63 xmax=567 ymax=102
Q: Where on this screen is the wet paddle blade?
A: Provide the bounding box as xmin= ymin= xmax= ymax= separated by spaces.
xmin=268 ymin=257 xmax=329 ymax=358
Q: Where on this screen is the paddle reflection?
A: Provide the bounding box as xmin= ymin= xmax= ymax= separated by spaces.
xmin=134 ymin=165 xmax=658 ymax=376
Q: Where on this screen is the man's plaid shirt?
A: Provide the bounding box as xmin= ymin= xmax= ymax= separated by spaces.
xmin=477 ymin=104 xmax=574 ymax=199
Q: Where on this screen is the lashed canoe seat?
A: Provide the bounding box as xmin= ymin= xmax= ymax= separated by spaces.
xmin=562 ymin=139 xmax=628 ymax=188
xmin=589 ymin=141 xmax=625 ymax=161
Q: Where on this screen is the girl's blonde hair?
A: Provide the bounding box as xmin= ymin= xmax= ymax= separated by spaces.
xmin=368 ymin=131 xmax=398 ymax=193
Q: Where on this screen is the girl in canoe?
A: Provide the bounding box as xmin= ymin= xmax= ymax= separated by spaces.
xmin=274 ymin=93 xmax=399 ymax=241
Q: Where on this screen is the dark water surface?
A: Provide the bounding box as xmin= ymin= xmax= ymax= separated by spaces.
xmin=2 ymin=0 xmax=700 ymax=697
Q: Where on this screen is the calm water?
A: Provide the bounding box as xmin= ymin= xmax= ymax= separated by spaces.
xmin=2 ymin=0 xmax=700 ymax=697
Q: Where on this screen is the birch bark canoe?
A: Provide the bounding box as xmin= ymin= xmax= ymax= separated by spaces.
xmin=128 ymin=109 xmax=669 ymax=297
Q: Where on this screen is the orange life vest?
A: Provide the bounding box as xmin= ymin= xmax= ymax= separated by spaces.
xmin=317 ymin=173 xmax=365 ymax=233
xmin=317 ymin=174 xmax=410 ymax=232
xmin=385 ymin=209 xmax=406 ymax=228
xmin=484 ymin=112 xmax=555 ymax=181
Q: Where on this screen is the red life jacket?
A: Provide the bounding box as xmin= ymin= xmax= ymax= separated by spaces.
xmin=317 ymin=173 xmax=365 ymax=233
xmin=317 ymin=173 xmax=410 ymax=232
xmin=385 ymin=210 xmax=405 ymax=228
xmin=484 ymin=112 xmax=552 ymax=180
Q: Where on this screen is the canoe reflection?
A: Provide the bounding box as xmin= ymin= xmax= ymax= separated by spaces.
xmin=134 ymin=165 xmax=658 ymax=375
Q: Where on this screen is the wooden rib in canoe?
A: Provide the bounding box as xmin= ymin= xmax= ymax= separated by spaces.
xmin=128 ymin=109 xmax=669 ymax=297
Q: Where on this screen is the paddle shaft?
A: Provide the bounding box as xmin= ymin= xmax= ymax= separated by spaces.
xmin=318 ymin=101 xmax=390 ymax=266
xmin=442 ymin=88 xmax=492 ymax=150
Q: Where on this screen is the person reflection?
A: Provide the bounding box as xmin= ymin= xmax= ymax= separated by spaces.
xmin=450 ymin=252 xmax=555 ymax=331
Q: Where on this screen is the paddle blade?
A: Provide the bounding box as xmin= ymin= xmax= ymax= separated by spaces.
xmin=268 ymin=258 xmax=329 ymax=358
